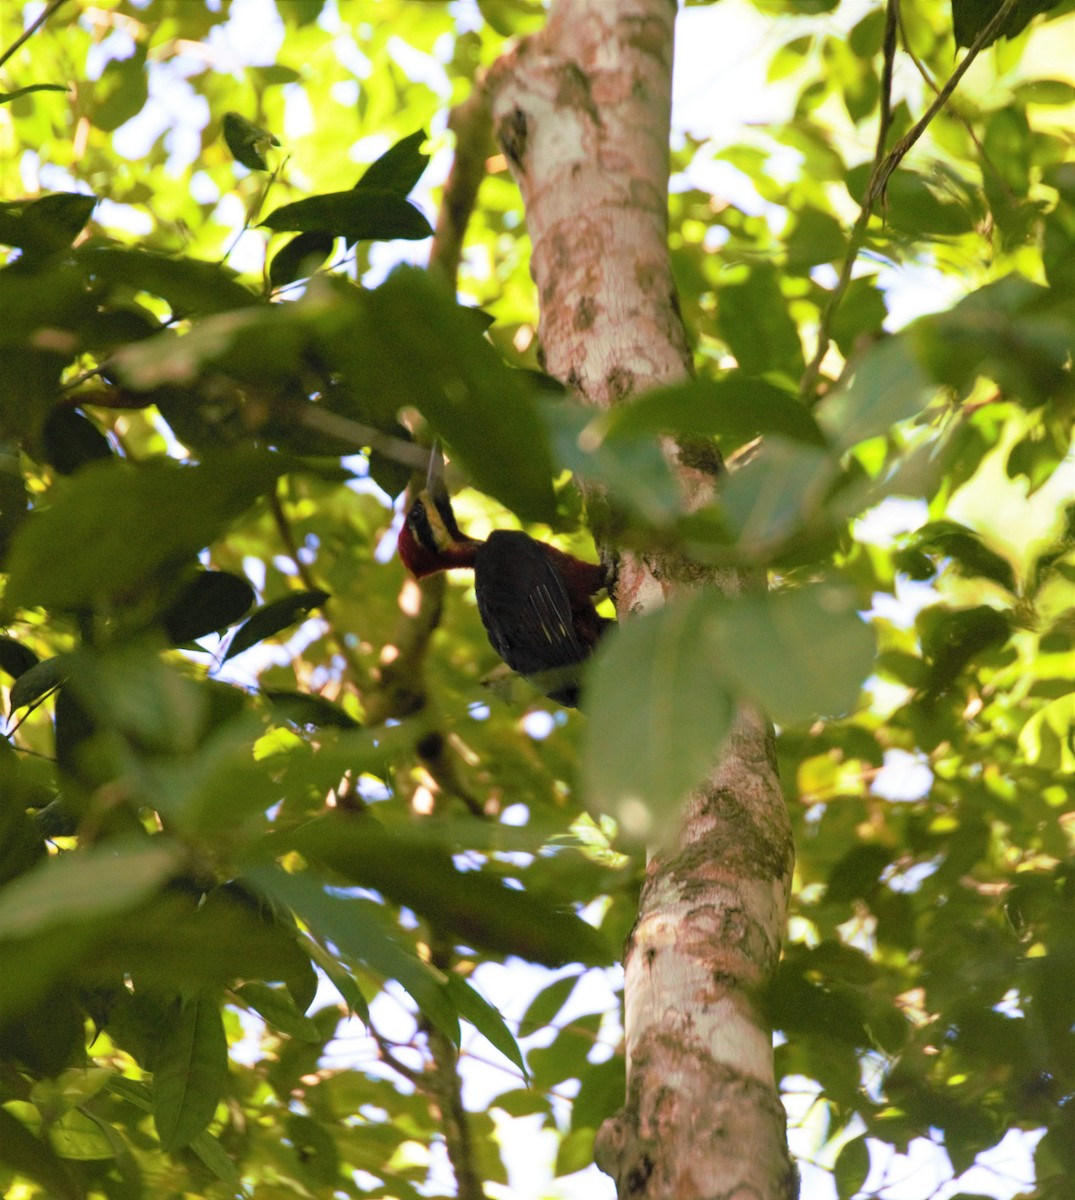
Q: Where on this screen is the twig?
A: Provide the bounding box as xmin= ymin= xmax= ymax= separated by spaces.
xmin=800 ymin=0 xmax=1020 ymax=399
xmin=423 ymin=940 xmax=487 ymax=1200
xmin=0 ymin=0 xmax=71 ymax=72
xmin=895 ymin=3 xmax=1017 ymax=203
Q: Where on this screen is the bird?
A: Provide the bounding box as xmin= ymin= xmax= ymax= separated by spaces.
xmin=397 ymin=471 xmax=611 ymax=707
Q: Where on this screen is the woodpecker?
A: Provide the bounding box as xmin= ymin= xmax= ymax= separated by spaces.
xmin=397 ymin=480 xmax=611 ymax=706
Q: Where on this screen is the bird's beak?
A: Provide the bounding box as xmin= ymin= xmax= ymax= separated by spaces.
xmin=425 ymin=440 xmax=450 ymax=506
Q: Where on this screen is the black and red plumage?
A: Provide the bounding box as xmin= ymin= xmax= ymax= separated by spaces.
xmin=397 ymin=484 xmax=610 ymax=706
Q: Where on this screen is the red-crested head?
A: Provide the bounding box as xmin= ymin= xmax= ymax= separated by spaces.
xmin=397 ymin=489 xmax=480 ymax=578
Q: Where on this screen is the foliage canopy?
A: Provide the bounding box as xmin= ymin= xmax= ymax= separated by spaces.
xmin=0 ymin=0 xmax=1073 ymax=1197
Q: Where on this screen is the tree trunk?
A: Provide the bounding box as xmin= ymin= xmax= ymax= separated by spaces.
xmin=488 ymin=1 xmax=797 ymax=1195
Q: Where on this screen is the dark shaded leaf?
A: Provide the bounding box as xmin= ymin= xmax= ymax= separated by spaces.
xmin=162 ymin=570 xmax=257 ymax=644
xmin=262 ymin=189 xmax=432 ymax=244
xmin=222 ymin=111 xmax=280 ymax=171
xmin=0 ymin=1107 xmax=83 ymax=1200
xmin=834 ymin=1135 xmax=871 ymax=1199
xmin=269 ymin=231 xmax=335 ymax=289
xmin=4 ymin=453 xmax=282 ymax=613
xmin=519 ymin=973 xmax=580 ymax=1036
xmin=352 ymin=267 xmax=557 ymax=522
xmin=356 ymin=128 xmax=429 ymax=195
xmin=222 ymin=589 xmax=329 ymax=662
xmin=715 ymin=262 xmax=804 ymax=378
xmin=0 ymin=636 xmax=39 ymax=680
xmin=261 ymin=688 xmax=360 ymax=729
xmin=952 ymin=0 xmax=1061 ymax=47
xmin=0 ymin=193 xmax=97 ymax=254
xmin=234 ymin=981 xmax=320 ymax=1040
xmin=246 ymin=861 xmax=460 ymax=1041
xmin=78 ymin=246 xmax=258 ymax=316
xmin=285 ymin=816 xmax=614 ymax=968
xmin=153 ymin=994 xmax=228 ymax=1150
xmin=8 ymin=654 xmax=67 ymax=710
xmin=41 ymin=408 xmax=113 ymax=475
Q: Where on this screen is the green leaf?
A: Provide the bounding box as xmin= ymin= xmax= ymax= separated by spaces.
xmin=1018 ymin=694 xmax=1075 ymax=771
xmin=711 ymin=584 xmax=875 ymax=724
xmin=0 ymin=193 xmax=97 ymax=254
xmin=786 ymin=207 xmax=846 ymax=270
xmin=834 ymin=1134 xmax=870 ymax=1198
xmin=601 ymin=375 xmax=826 ymax=448
xmin=268 ymin=231 xmax=335 ymax=289
xmin=223 ymin=588 xmax=329 ymax=662
xmin=189 ymin=1128 xmax=247 ymax=1193
xmin=152 ymin=994 xmax=228 ymax=1151
xmin=0 ymin=635 xmax=39 ymax=679
xmin=222 ymin=111 xmax=280 ymax=171
xmin=718 ymin=438 xmax=838 ymax=553
xmin=79 ymin=246 xmax=258 ymax=316
xmin=262 ymin=189 xmax=432 ymax=243
xmin=92 ymin=45 xmax=149 ymax=131
xmin=65 ymin=645 xmax=209 ymax=757
xmin=715 ymin=262 xmax=805 ymax=378
xmin=0 ymin=839 xmax=179 ymax=940
xmin=357 ymin=128 xmax=429 ymax=195
xmin=245 ymin=862 xmax=461 ymax=1042
xmin=352 ymin=267 xmax=557 ymax=522
xmin=571 ymin=1054 xmax=626 ymax=1130
xmin=234 ymin=982 xmax=321 ymax=1040
xmin=816 ymin=336 xmax=937 ymax=451
xmin=261 ymin=688 xmax=360 ymax=729
xmin=540 ymin=396 xmax=681 ymax=526
xmin=519 ymin=973 xmax=580 ymax=1036
xmin=583 ymin=595 xmax=735 ymax=833
xmin=0 ymin=1107 xmax=83 ymax=1200
xmin=286 ymin=816 xmax=613 ymax=968
xmin=4 ymin=454 xmax=282 ymax=613
xmin=444 ymin=973 xmax=527 ymax=1077
xmin=162 ymin=569 xmax=257 ymax=643
xmin=8 ymin=653 xmax=67 ymax=710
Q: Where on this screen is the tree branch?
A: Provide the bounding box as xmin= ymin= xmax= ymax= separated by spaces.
xmin=429 ymin=82 xmax=493 ymax=286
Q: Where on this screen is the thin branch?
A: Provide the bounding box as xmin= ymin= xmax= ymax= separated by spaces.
xmin=0 ymin=0 xmax=71 ymax=72
xmin=423 ymin=939 xmax=487 ymax=1200
xmin=872 ymin=0 xmax=1020 ymax=201
xmin=895 ymin=3 xmax=1017 ymax=203
xmin=800 ymin=0 xmax=1020 ymax=399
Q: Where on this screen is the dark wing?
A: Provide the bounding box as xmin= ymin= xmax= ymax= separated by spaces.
xmin=473 ymin=531 xmax=585 ymax=677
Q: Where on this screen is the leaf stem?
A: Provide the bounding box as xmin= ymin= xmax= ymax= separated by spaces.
xmin=0 ymin=0 xmax=70 ymax=72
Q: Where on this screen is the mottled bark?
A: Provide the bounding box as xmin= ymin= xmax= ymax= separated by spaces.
xmin=488 ymin=1 xmax=796 ymax=1195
